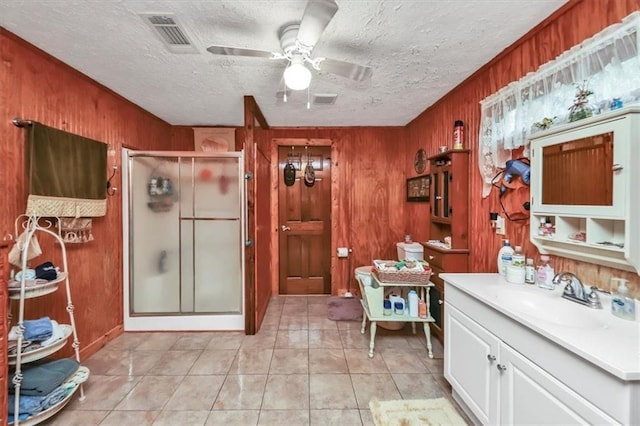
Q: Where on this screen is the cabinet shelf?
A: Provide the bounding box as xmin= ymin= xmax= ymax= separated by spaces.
xmin=426 ymin=150 xmax=469 ymax=344
xmin=9 ymin=382 xmax=82 ymax=426
xmin=8 ymin=215 xmax=87 ymax=426
xmin=357 ymin=273 xmax=435 ymax=359
xmin=529 ymin=108 xmax=639 ymax=274
xmin=8 ymin=272 xmax=68 ymax=300
xmin=8 ymin=325 xmax=73 ymax=365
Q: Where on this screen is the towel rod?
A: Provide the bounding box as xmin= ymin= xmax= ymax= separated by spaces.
xmin=12 ymin=117 xmax=34 ymax=127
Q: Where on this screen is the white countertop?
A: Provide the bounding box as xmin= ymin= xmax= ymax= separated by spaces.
xmin=441 ymin=273 xmax=640 ymax=381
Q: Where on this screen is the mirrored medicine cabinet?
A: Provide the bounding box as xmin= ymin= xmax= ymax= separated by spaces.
xmin=530 ymin=107 xmax=640 ymax=274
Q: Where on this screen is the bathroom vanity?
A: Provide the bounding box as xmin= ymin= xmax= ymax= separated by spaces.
xmin=442 ymin=273 xmax=639 ymax=425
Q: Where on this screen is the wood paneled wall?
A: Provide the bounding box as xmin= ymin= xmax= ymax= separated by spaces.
xmin=256 ymin=127 xmax=408 ymax=295
xmin=0 ymin=29 xmax=192 ymax=360
xmin=255 ymin=134 xmax=272 ymax=328
xmin=405 ymin=0 xmax=640 ymax=294
xmin=0 ymin=243 xmax=9 ymax=425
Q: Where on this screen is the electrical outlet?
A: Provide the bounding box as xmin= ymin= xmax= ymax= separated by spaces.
xmin=496 ymin=216 xmax=506 ymax=235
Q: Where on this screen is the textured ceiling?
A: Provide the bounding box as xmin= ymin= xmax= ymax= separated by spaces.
xmin=0 ymin=0 xmax=568 ymax=127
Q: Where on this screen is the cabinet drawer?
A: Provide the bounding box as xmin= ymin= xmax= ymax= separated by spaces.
xmin=424 ymin=248 xmax=444 ymax=269
xmin=430 ymin=265 xmax=445 ymax=289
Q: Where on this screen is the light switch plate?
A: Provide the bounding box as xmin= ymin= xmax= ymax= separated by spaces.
xmin=496 ymin=216 xmax=506 ymax=235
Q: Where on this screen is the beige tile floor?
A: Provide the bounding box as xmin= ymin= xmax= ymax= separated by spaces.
xmin=43 ymin=296 xmax=468 ymax=426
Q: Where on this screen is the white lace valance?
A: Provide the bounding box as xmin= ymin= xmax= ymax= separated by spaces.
xmin=478 ymin=11 xmax=640 ymax=197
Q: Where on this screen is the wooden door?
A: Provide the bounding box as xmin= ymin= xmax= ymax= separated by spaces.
xmin=278 ymin=146 xmax=331 ymax=294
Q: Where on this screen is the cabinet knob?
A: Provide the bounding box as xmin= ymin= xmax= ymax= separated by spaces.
xmin=487 ymin=354 xmax=496 ymax=362
xmin=281 ymin=225 xmax=291 ymax=232
xmin=428 ymin=255 xmax=435 ymax=260
xmin=612 ymin=163 xmax=623 ymax=172
xmin=438 ymin=299 xmax=443 ymax=305
xmin=435 ymin=196 xmax=442 ymax=200
xmin=497 ymin=364 xmax=507 ymax=372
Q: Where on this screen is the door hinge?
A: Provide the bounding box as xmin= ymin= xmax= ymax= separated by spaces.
xmin=449 ymin=174 xmax=453 ymax=182
xmin=449 ymin=207 xmax=453 ymax=215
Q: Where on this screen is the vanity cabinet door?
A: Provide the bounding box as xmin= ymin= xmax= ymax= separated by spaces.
xmin=445 ymin=303 xmax=500 ymax=425
xmin=499 ymin=343 xmax=617 ymax=425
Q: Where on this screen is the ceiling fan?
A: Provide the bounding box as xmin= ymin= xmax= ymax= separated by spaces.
xmin=206 ymin=0 xmax=372 ymax=92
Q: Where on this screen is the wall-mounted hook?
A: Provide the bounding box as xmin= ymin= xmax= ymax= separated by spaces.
xmin=106 ymin=165 xmax=118 ymax=196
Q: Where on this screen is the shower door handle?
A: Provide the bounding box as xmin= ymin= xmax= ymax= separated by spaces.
xmin=281 ymin=225 xmax=291 ymax=232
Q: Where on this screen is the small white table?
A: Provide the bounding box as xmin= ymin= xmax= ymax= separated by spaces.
xmin=357 ymin=272 xmax=435 ymax=358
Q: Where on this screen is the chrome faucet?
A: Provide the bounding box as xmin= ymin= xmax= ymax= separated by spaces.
xmin=552 ymin=272 xmax=602 ymax=309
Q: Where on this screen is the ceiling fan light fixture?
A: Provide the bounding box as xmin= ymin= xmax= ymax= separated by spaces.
xmin=284 ymin=57 xmax=312 ymax=91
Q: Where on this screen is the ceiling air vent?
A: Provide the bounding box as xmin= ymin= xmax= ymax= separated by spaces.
xmin=313 ymin=93 xmax=338 ymax=105
xmin=140 ymin=13 xmax=198 ymax=54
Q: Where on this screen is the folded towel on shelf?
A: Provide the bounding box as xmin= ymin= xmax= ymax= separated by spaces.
xmin=40 ymin=320 xmax=64 ymax=347
xmin=39 ymin=384 xmax=67 ymax=410
xmin=7 ymin=278 xmax=49 ymax=289
xmin=8 ymin=358 xmax=79 ymax=396
xmin=15 ymin=269 xmax=36 ymax=281
xmin=7 ymin=413 xmax=29 ymax=423
xmin=7 ymin=393 xmax=43 ymax=416
xmin=8 ymin=384 xmax=67 ymax=416
xmin=23 ymin=317 xmax=53 ymax=341
xmin=34 ymin=262 xmax=58 ymax=280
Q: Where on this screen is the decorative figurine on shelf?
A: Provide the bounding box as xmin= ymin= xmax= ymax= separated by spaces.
xmin=568 ymin=81 xmax=595 ymax=122
xmin=533 ymin=116 xmax=555 ymax=130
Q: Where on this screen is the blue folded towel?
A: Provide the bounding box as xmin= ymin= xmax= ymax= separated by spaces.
xmin=8 ymin=358 xmax=79 ymax=396
xmin=8 ymin=384 xmax=67 ymax=416
xmin=40 ymin=385 xmax=67 ymax=410
xmin=23 ymin=317 xmax=53 ymax=341
xmin=7 ymin=393 xmax=42 ymax=416
xmin=15 ymin=269 xmax=36 ymax=281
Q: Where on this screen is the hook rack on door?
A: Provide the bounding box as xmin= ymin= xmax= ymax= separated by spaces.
xmin=287 ymin=146 xmax=302 ymax=169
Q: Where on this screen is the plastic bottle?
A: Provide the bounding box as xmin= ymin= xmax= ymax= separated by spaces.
xmin=524 ymin=258 xmax=536 ymax=284
xmin=506 ymin=246 xmax=525 ymax=284
xmin=536 ymin=255 xmax=555 ymax=290
xmin=383 ymin=299 xmax=392 ymax=316
xmin=498 ymin=240 xmax=514 ymax=276
xmin=408 ymin=290 xmax=419 ymax=317
xmin=394 ymin=302 xmax=404 ymax=316
xmin=418 ymin=300 xmax=427 ymax=319
xmin=538 ymin=217 xmax=547 ymax=236
xmin=611 ymin=278 xmax=636 ymax=320
xmin=453 ymin=120 xmax=464 ymax=150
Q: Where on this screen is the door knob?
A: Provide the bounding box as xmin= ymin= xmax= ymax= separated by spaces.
xmin=281 ymin=225 xmax=291 ymax=231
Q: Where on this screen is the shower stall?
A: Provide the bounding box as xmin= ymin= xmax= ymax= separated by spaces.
xmin=122 ymin=150 xmax=245 ymax=331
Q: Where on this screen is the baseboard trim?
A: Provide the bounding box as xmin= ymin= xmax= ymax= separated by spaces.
xmin=79 ymin=324 xmax=123 ymax=361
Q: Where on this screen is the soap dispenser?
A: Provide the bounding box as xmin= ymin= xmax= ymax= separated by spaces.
xmin=611 ymin=278 xmax=636 ymax=321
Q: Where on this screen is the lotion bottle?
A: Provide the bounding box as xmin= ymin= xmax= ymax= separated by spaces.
xmin=611 ymin=278 xmax=636 ymax=320
xmin=497 ymin=240 xmax=514 ymax=276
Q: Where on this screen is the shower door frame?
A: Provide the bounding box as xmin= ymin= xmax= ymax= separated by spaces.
xmin=122 ymin=149 xmax=246 ymax=331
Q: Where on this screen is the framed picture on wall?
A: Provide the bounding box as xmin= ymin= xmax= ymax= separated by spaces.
xmin=406 ymin=175 xmax=430 ymax=202
xmin=193 ymin=127 xmax=235 ymax=152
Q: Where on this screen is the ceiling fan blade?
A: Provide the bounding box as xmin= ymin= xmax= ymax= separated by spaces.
xmin=296 ymin=0 xmax=339 ymax=50
xmin=206 ymin=45 xmax=276 ymax=58
xmin=319 ymin=58 xmax=372 ymax=82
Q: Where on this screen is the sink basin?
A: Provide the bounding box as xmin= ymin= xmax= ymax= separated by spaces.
xmin=495 ymin=287 xmax=606 ymax=329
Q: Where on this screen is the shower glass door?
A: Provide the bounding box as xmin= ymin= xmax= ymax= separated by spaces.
xmin=125 ymin=151 xmax=244 ymax=331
